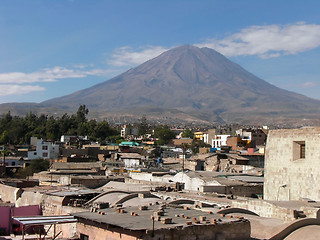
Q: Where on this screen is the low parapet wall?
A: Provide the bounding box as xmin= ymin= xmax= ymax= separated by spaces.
xmin=270 ymin=218 xmax=320 ymax=240
xmin=217 ymin=207 xmax=259 ymax=216
xmin=232 ymin=199 xmax=295 ymax=221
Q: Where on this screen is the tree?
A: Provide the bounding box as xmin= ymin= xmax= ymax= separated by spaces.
xmin=190 ymin=139 xmax=211 ymax=154
xmin=46 ymin=116 xmax=59 ymax=140
xmin=181 ymin=128 xmax=194 ymax=139
xmin=93 ymin=121 xmax=119 ymax=141
xmin=0 ymin=148 xmax=10 ymax=176
xmin=15 ymin=158 xmax=50 ymax=178
xmin=0 ymin=130 xmax=9 ymax=144
xmin=76 ymin=104 xmax=89 ymax=124
xmin=138 ymin=115 xmax=149 ymax=136
xmin=155 ymin=125 xmax=176 ymax=145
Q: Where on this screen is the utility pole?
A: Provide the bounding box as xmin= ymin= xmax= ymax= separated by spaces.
xmin=181 ymin=143 xmax=189 ymax=172
xmin=1 ymin=148 xmax=6 ymax=176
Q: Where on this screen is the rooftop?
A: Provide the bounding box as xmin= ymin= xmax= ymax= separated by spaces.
xmin=72 ymin=204 xmax=246 ymax=231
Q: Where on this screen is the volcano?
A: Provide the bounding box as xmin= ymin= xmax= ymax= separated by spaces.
xmin=3 ymin=45 xmax=320 ymax=125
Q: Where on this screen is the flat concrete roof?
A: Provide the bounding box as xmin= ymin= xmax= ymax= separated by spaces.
xmin=72 ymin=204 xmax=245 ymax=231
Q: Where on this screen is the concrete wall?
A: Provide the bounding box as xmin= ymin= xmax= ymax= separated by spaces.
xmin=129 ymin=172 xmax=173 ymax=184
xmin=201 ymin=185 xmax=226 ymax=194
xmin=0 ymin=183 xmax=22 ymax=203
xmin=232 ymin=199 xmax=296 ymax=222
xmin=16 ymin=191 xmax=44 ymax=207
xmin=264 ymin=127 xmax=320 ymax=201
xmin=172 ymin=173 xmax=221 ymax=192
xmin=12 ymin=205 xmax=41 ymax=216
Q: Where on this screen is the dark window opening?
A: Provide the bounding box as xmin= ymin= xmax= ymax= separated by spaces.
xmin=293 ymin=141 xmax=306 ymax=160
xmin=300 ymin=144 xmax=305 ymax=159
xmin=80 ymin=233 xmax=89 ymax=240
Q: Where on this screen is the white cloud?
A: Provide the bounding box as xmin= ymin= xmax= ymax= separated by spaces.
xmin=300 ymin=81 xmax=317 ymax=88
xmin=0 ymin=67 xmax=82 ymax=84
xmin=196 ymin=22 xmax=320 ymax=58
xmin=108 ymin=45 xmax=170 ymax=66
xmin=0 ymin=66 xmax=114 ymax=98
xmin=0 ymin=84 xmax=45 ymax=96
xmin=0 ymin=66 xmax=113 ymax=84
xmin=106 ymin=23 xmax=320 ymax=67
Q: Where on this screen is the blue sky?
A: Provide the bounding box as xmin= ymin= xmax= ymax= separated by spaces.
xmin=1 ymin=0 xmax=320 ymax=103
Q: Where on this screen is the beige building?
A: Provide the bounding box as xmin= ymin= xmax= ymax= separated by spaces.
xmin=264 ymin=127 xmax=320 ymax=201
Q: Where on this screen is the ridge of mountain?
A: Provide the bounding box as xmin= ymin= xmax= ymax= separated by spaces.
xmin=2 ymin=45 xmax=320 ymax=126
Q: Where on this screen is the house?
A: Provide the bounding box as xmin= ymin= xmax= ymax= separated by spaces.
xmin=120 ymin=125 xmax=139 ymax=138
xmin=226 ymin=136 xmax=245 ymax=151
xmin=186 ymin=153 xmax=254 ymax=174
xmin=235 ymin=128 xmax=267 ymax=148
xmin=211 ymin=135 xmax=230 ymax=149
xmin=172 ymin=171 xmax=263 ymax=196
xmin=60 ymin=135 xmax=88 ymax=144
xmin=118 ymin=153 xmax=143 ymax=168
xmin=172 ymin=138 xmax=193 ymax=146
xmin=27 ymin=138 xmax=59 ymax=160
xmin=194 ymin=131 xmax=205 ymax=140
xmin=264 ymin=127 xmax=320 ymax=201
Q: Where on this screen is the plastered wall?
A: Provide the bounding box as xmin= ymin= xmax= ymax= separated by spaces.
xmin=264 ymin=128 xmax=320 ymax=201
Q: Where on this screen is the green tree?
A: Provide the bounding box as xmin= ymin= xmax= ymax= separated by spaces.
xmin=46 ymin=116 xmax=60 ymax=140
xmin=93 ymin=121 xmax=118 ymax=141
xmin=138 ymin=115 xmax=149 ymax=136
xmin=0 ymin=130 xmax=9 ymax=144
xmin=15 ymin=159 xmax=50 ymax=178
xmin=155 ymin=125 xmax=176 ymax=145
xmin=76 ymin=104 xmax=89 ymax=124
xmin=0 ymin=111 xmax=12 ymax=133
xmin=181 ymin=128 xmax=194 ymax=139
xmin=190 ymin=139 xmax=211 ymax=154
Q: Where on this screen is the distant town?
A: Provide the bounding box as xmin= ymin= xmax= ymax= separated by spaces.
xmin=0 ymin=105 xmax=318 ymax=240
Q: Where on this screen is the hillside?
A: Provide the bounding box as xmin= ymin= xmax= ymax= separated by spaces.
xmin=2 ymin=45 xmax=320 ymax=126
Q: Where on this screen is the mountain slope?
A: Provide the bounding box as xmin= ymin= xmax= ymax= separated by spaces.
xmin=41 ymin=45 xmax=320 ymax=123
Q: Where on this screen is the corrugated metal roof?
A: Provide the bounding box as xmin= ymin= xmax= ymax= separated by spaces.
xmin=49 ymin=188 xmax=99 ymax=197
xmin=13 ymin=215 xmax=77 ymax=226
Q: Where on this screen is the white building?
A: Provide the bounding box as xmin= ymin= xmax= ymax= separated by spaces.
xmin=60 ymin=135 xmax=88 ymax=143
xmin=120 ymin=125 xmax=139 ymax=138
xmin=119 ymin=153 xmax=143 ymax=168
xmin=211 ymin=135 xmax=230 ymax=148
xmin=28 ymin=138 xmax=59 ymax=160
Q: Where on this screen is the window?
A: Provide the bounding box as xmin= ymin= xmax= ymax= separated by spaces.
xmin=300 ymin=143 xmax=305 ymax=159
xmin=80 ymin=234 xmax=89 ymax=240
xmin=42 ymin=145 xmax=48 ymax=150
xmin=293 ymin=141 xmax=306 ymax=160
xmin=42 ymin=152 xmax=48 ymax=158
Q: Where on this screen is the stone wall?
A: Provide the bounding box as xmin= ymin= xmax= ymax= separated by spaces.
xmin=264 ymin=127 xmax=320 ymax=201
